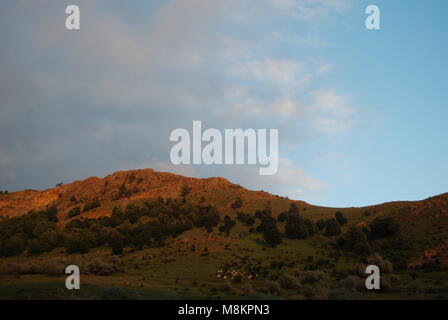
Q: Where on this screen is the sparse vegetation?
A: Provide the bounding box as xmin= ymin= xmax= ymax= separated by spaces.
xmin=0 ymin=169 xmax=446 ymax=300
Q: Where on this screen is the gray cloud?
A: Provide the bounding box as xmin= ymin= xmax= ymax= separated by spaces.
xmin=0 ymin=0 xmax=355 ymax=201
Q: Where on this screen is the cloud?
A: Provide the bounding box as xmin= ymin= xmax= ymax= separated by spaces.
xmin=0 ymin=0 xmax=355 ymax=202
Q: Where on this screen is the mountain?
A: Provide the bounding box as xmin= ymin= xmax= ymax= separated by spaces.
xmin=0 ymin=168 xmax=308 ymax=221
xmin=0 ymin=168 xmax=447 ymax=300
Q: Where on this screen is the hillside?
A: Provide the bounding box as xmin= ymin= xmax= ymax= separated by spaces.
xmin=0 ymin=168 xmax=447 ymax=300
xmin=0 ymin=168 xmax=307 ymax=221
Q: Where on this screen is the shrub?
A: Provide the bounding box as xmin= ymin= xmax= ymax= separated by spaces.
xmin=68 ymin=206 xmax=81 ymax=218
xmin=335 ymin=211 xmax=347 ymax=225
xmin=368 ymin=217 xmax=400 ymax=240
xmin=277 ymin=212 xmax=288 ymax=222
xmin=337 ymin=227 xmax=371 ymax=255
xmin=237 ymin=212 xmax=255 ymax=226
xmin=85 ymin=258 xmax=119 ymax=275
xmin=265 ymin=280 xmax=281 ymax=296
xmin=285 ymin=212 xmax=309 ymax=239
xmin=263 ymin=220 xmax=282 ymax=247
xmin=316 ymin=219 xmax=326 ymax=231
xmin=302 ymin=270 xmax=329 ymax=284
xmin=278 ymin=274 xmax=301 ymax=290
xmin=83 ymin=199 xmax=101 ymax=212
xmin=231 ymin=197 xmax=243 ymax=209
xmin=40 ymin=259 xmax=66 ymax=276
xmin=324 ymin=219 xmax=341 ymax=236
xmin=367 ymin=253 xmax=393 ymax=273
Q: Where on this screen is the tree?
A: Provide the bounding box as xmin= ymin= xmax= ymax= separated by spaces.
xmin=337 ymin=227 xmax=371 ymax=255
xmin=303 ymin=218 xmax=317 ymax=236
xmin=335 ymin=211 xmax=347 ymax=225
xmin=285 ymin=212 xmax=309 ymax=239
xmin=369 ymin=217 xmax=400 ymax=240
xmin=236 ymin=212 xmax=255 ymax=226
xmin=324 ymin=219 xmax=341 ymax=236
xmin=263 ymin=222 xmax=282 ymax=247
xmin=316 ymin=219 xmax=326 ymax=231
xmin=256 ymin=214 xmax=276 ymax=233
xmin=219 ymin=215 xmax=236 ymax=236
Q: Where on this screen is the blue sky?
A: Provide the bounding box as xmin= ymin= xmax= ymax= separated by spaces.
xmin=303 ymin=0 xmax=448 ymax=206
xmin=0 ymin=0 xmax=446 ymax=207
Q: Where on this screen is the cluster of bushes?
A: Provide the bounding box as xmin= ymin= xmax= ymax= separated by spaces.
xmin=0 ymin=207 xmax=60 ymax=257
xmin=238 ymin=204 xmax=351 ymax=247
xmin=63 ymin=198 xmax=221 ymax=254
xmin=83 ymin=199 xmax=101 ymax=212
xmin=68 ymin=206 xmax=81 ymax=218
xmin=336 ymin=217 xmax=401 ymax=256
xmin=219 ymin=215 xmax=236 ymax=236
xmin=236 ymin=212 xmax=255 ymax=226
xmin=0 ymin=256 xmax=124 ymax=276
xmin=284 ymin=207 xmax=316 ymax=239
xmin=316 ymin=218 xmax=343 ymax=236
xmin=0 ymin=198 xmax=222 ymax=257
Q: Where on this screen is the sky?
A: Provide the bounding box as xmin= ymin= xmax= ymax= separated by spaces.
xmin=0 ymin=0 xmax=447 ymax=207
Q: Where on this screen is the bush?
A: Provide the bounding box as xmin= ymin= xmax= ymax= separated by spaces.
xmin=285 ymin=213 xmax=314 ymax=239
xmin=367 ymin=253 xmax=393 ymax=273
xmin=40 ymin=259 xmax=66 ymax=276
xmin=83 ymin=199 xmax=101 ymax=212
xmin=324 ymin=219 xmax=341 ymax=236
xmin=335 ymin=211 xmax=347 ymax=225
xmin=368 ymin=217 xmax=400 ymax=240
xmin=302 ymin=270 xmax=329 ymax=284
xmin=85 ymin=257 xmax=124 ymax=275
xmin=277 ymin=212 xmax=288 ymax=222
xmin=316 ymin=219 xmax=326 ymax=231
xmin=68 ymin=206 xmax=81 ymax=218
xmin=337 ymin=227 xmax=371 ymax=255
xmin=278 ymin=274 xmax=301 ymax=290
xmin=237 ymin=212 xmax=255 ymax=226
xmin=231 ymin=197 xmax=243 ymax=209
xmin=263 ymin=221 xmax=282 ymax=247
xmin=265 ymin=280 xmax=281 ymax=296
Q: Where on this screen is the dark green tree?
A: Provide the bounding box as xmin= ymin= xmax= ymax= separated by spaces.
xmin=369 ymin=217 xmax=400 ymax=239
xmin=263 ymin=222 xmax=282 ymax=247
xmin=285 ymin=212 xmax=309 ymax=239
xmin=324 ymin=219 xmax=341 ymax=236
